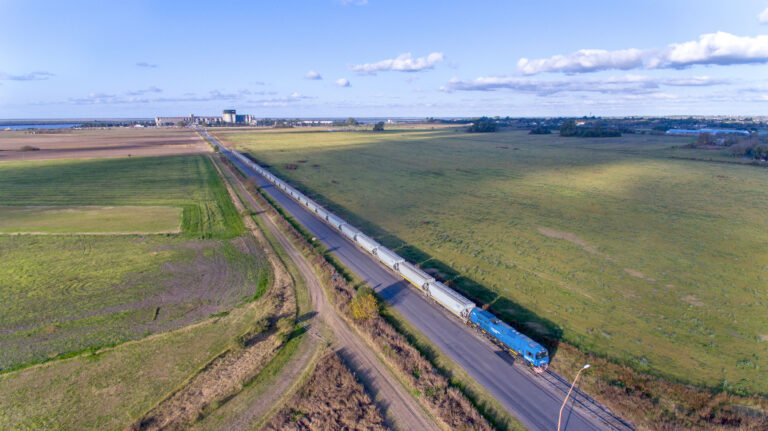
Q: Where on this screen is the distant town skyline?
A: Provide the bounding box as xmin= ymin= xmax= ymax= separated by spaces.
xmin=2 ymin=0 xmax=768 ymax=118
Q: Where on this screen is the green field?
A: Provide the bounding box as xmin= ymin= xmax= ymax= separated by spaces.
xmin=0 ymin=155 xmax=261 ymax=370
xmin=0 ymin=154 xmax=243 ymax=239
xmin=0 ymin=295 xmax=272 ymax=430
xmin=0 ymin=206 xmax=181 ymax=233
xmin=217 ymin=127 xmax=768 ymax=393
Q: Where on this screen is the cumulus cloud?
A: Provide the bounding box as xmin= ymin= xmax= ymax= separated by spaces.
xmin=518 ymin=32 xmax=768 ymax=74
xmin=136 ymin=62 xmax=158 ymax=68
xmin=518 ymin=49 xmax=644 ymax=75
xmin=350 ymin=52 xmax=445 ymax=75
xmin=651 ymin=31 xmax=768 ymax=68
xmin=338 ymin=0 xmax=368 ymax=5
xmin=335 ymin=78 xmax=350 ymax=87
xmin=441 ymin=74 xmax=725 ymax=96
xmin=305 ymin=70 xmax=322 ymax=80
xmin=0 ymin=71 xmax=54 ymax=81
xmin=760 ymin=7 xmax=768 ymax=24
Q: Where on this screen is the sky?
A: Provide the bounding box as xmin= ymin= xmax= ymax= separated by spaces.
xmin=2 ymin=0 xmax=768 ymax=118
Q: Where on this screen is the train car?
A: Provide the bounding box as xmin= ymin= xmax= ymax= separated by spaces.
xmin=397 ymin=261 xmax=434 ymax=291
xmin=426 ymin=281 xmax=475 ymax=320
xmin=326 ymin=213 xmax=346 ymax=230
xmin=373 ymin=246 xmax=404 ymax=270
xmin=355 ymin=234 xmax=380 ymax=254
xmin=468 ymin=308 xmax=549 ymax=372
xmin=339 ymin=224 xmax=361 ymax=241
xmin=304 ymin=199 xmax=320 ymax=213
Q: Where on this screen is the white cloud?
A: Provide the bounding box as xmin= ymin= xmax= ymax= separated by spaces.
xmin=518 ymin=49 xmax=644 ymax=75
xmin=0 ymin=71 xmax=54 ymax=81
xmin=518 ymin=32 xmax=768 ymax=74
xmin=305 ymin=70 xmax=322 ymax=80
xmin=441 ymin=74 xmax=725 ymax=96
xmin=339 ymin=0 xmax=368 ymax=5
xmin=335 ymin=78 xmax=350 ymax=87
xmin=759 ymin=7 xmax=768 ymax=24
xmin=350 ymin=52 xmax=445 ymax=75
xmin=652 ymin=32 xmax=768 ymax=68
xmin=136 ymin=62 xmax=158 ymax=68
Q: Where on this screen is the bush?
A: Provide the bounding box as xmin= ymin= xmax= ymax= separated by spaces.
xmin=19 ymin=145 xmax=40 ymax=151
xmin=351 ymin=287 xmax=379 ymax=321
xmin=372 ymin=121 xmax=385 ymax=132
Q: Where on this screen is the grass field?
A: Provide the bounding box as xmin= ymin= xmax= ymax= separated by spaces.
xmin=216 ymin=127 xmax=768 ymax=394
xmin=0 ymin=296 xmax=271 ymax=430
xmin=0 ymin=206 xmax=181 ymax=233
xmin=0 ymin=154 xmax=243 ymax=238
xmin=0 ymin=154 xmax=259 ymax=370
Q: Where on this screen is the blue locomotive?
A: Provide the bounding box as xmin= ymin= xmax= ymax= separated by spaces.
xmin=468 ymin=308 xmax=550 ymax=373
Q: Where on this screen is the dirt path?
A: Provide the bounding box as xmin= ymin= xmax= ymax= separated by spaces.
xmin=218 ymin=157 xmax=441 ymax=431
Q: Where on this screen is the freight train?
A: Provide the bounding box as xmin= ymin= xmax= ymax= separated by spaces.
xmin=222 ymin=145 xmax=550 ymax=373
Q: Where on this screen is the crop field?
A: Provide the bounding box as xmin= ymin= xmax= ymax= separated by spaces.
xmin=0 ymin=206 xmax=182 ymax=234
xmin=216 ymin=127 xmax=768 ymax=394
xmin=0 ymin=127 xmax=209 ymax=161
xmin=0 ymin=154 xmax=259 ymax=370
xmin=0 ymin=293 xmax=272 ymax=430
xmin=0 ymin=154 xmax=243 ymax=238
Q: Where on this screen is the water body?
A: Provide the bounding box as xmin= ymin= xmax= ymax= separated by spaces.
xmin=1 ymin=123 xmax=81 ymax=130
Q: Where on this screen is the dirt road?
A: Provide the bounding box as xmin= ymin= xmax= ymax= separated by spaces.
xmin=218 ymin=157 xmax=441 ymax=431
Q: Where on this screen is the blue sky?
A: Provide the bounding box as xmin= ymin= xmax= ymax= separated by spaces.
xmin=2 ymin=0 xmax=768 ymax=118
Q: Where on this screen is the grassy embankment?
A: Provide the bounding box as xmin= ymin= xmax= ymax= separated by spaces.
xmin=216 ymin=128 xmax=768 ymax=395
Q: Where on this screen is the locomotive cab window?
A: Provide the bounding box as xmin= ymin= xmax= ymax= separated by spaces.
xmin=536 ymin=351 xmax=548 ymax=360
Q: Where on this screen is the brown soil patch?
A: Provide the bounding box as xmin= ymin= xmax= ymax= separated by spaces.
xmin=262 ymin=352 xmax=387 ymax=431
xmin=760 ymin=335 xmax=768 ymax=342
xmin=681 ymin=295 xmax=705 ymax=307
xmin=0 ymin=128 xmax=209 ymax=161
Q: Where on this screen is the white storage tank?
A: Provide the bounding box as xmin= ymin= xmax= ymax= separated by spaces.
xmin=397 ymin=262 xmax=434 ymax=291
xmin=356 ymin=234 xmax=380 ymax=254
xmin=374 ymin=246 xmax=404 ymax=269
xmin=426 ymin=281 xmax=475 ymax=320
xmin=340 ymin=224 xmax=361 ymax=241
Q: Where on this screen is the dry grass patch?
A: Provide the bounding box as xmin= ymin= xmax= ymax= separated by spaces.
xmin=262 ymin=352 xmax=387 ymax=431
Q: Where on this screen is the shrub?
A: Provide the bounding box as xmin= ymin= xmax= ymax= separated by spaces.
xmin=372 ymin=121 xmax=385 ymax=132
xmin=351 ymin=287 xmax=379 ymax=321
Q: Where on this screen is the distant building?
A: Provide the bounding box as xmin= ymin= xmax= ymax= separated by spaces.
xmin=222 ymin=109 xmax=237 ymax=124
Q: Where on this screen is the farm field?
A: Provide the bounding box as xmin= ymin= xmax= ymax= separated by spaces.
xmin=0 ymin=293 xmax=272 ymax=430
xmin=216 ymin=127 xmax=768 ymax=394
xmin=0 ymin=127 xmax=209 ymax=161
xmin=0 ymin=153 xmax=259 ymax=370
xmin=0 ymin=205 xmax=181 ymax=234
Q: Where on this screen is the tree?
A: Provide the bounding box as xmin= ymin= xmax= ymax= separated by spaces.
xmin=529 ymin=126 xmax=551 ymax=135
xmin=467 ymin=117 xmax=497 ymax=133
xmin=559 ymin=120 xmax=578 ymax=137
xmin=345 ymin=117 xmax=358 ymax=126
xmin=372 ymin=121 xmax=385 ymax=132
